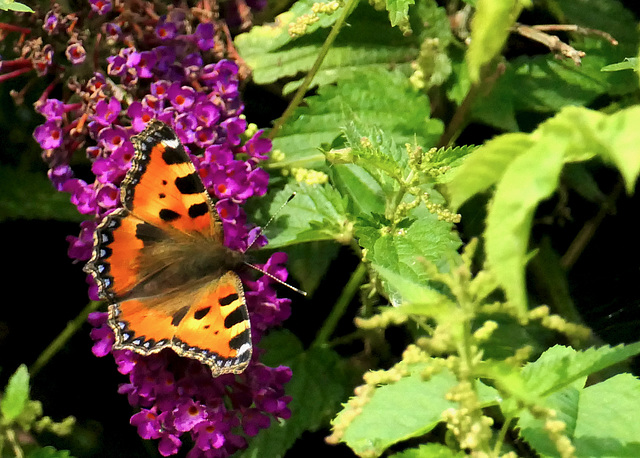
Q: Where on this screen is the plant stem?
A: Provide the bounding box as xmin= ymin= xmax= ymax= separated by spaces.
xmin=268 ymin=0 xmax=357 ymax=139
xmin=313 ymin=261 xmax=367 ymax=347
xmin=30 ymin=301 xmax=102 ymax=377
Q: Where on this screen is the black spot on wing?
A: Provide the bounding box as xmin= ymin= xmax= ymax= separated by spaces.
xmin=219 ymin=293 xmax=239 ymax=307
xmin=224 ymin=306 xmax=248 ymax=329
xmin=174 ymin=172 xmax=204 ymax=195
xmin=161 ymin=145 xmax=189 ymax=165
xmin=171 ymin=306 xmax=190 ymax=326
xmin=159 ymin=208 xmax=181 ymax=222
xmin=193 ymin=306 xmax=211 ymax=320
xmin=188 ymin=202 xmax=209 ymax=218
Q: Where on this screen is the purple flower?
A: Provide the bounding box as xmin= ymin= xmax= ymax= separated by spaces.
xmin=66 ymin=42 xmax=87 ymax=65
xmin=94 ymin=97 xmax=122 ymax=126
xmin=168 ymin=84 xmax=196 ymax=112
xmin=156 ymin=20 xmax=178 ymax=41
xmin=48 ymin=164 xmax=73 ymax=190
xmin=192 ymin=23 xmax=215 ymax=51
xmin=131 ymin=408 xmax=163 ymax=440
xmin=42 ymin=11 xmax=59 ymax=35
xmin=34 ymin=121 xmax=63 ymax=149
xmin=89 ymin=0 xmax=112 ymax=15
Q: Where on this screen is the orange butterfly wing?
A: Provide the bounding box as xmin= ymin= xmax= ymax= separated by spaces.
xmin=84 ymin=120 xmax=251 ymax=376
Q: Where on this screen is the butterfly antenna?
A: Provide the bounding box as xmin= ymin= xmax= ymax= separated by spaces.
xmin=244 ymin=192 xmax=307 ymax=296
xmin=244 ymin=261 xmax=308 ymax=296
xmin=245 ymin=192 xmax=297 ymax=252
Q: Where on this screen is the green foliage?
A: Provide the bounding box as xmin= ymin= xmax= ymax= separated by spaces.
xmin=0 ymin=166 xmax=83 ymax=222
xmin=0 ymin=365 xmax=75 ymax=457
xmin=242 ymin=331 xmax=349 ymax=457
xmin=230 ymin=0 xmax=640 ymax=455
xmin=465 ymin=0 xmax=531 ymax=82
xmin=447 ymin=106 xmax=640 ymax=312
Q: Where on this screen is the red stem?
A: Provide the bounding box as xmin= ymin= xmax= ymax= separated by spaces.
xmin=0 ymin=67 xmax=32 ymax=82
xmin=0 ymin=22 xmax=31 ymax=35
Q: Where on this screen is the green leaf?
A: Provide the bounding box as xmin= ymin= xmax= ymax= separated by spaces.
xmin=446 ymin=133 xmax=535 ymax=210
xmin=26 ymin=447 xmax=73 ymax=458
xmin=520 ymin=343 xmax=640 ymax=397
xmin=518 ymin=373 xmax=640 ymax=457
xmin=455 ymin=105 xmax=640 ymax=312
xmin=390 ymin=443 xmax=467 ymax=457
xmin=0 ymin=0 xmax=34 ymax=12
xmin=385 ymin=0 xmax=415 ymax=28
xmin=337 ymin=364 xmax=499 ymax=456
xmin=330 ymin=163 xmax=387 ymax=216
xmin=372 ymin=263 xmax=454 ymax=316
xmin=257 ymin=182 xmax=350 ymax=248
xmin=236 ymin=4 xmax=417 ymax=95
xmin=355 ymin=210 xmax=461 ymax=293
xmin=472 ymin=38 xmax=637 ymax=131
xmin=271 ymin=67 xmax=443 ymax=170
xmin=466 ymin=0 xmax=529 ymax=82
xmin=242 ymin=330 xmax=349 ymax=458
xmin=484 ymin=136 xmax=567 ymax=312
xmin=0 ymin=166 xmax=83 ymax=222
xmin=26 ymin=446 xmax=73 ymax=458
xmin=284 ymin=241 xmax=340 ymax=295
xmin=601 ymin=57 xmax=638 ymax=72
xmin=1 ymin=364 xmax=30 ymax=421
xmin=338 ymin=365 xmax=457 ymax=456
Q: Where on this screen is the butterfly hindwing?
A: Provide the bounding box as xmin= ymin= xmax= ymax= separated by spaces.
xmin=109 ymin=271 xmax=251 ymax=376
xmin=85 ymin=120 xmax=251 ymax=376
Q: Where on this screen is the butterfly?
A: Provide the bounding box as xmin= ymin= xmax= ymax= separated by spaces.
xmin=84 ymin=120 xmax=252 ymax=376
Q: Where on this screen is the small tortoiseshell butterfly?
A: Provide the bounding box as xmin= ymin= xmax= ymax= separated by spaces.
xmin=84 ymin=120 xmax=252 ymax=376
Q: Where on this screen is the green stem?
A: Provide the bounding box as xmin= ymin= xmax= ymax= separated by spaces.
xmin=493 ymin=414 xmax=514 ymax=457
xmin=268 ymin=0 xmax=357 ymax=139
xmin=313 ymin=261 xmax=367 ymax=347
xmin=30 ymin=301 xmax=102 ymax=377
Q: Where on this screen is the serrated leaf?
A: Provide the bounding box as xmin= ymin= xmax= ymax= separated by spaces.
xmin=1 ymin=364 xmax=30 ymax=421
xmin=330 ymin=163 xmax=387 ymax=216
xmin=466 ymin=0 xmax=529 ymax=83
xmin=236 ymin=4 xmax=417 ymax=95
xmin=0 ymin=166 xmax=83 ymax=222
xmin=520 ymin=343 xmax=640 ymax=397
xmin=242 ymin=330 xmax=348 ymax=458
xmin=272 ymin=68 xmax=443 ymax=170
xmin=337 ymin=364 xmax=499 ymax=456
xmin=472 ymin=38 xmax=638 ymax=131
xmin=257 ymin=182 xmax=350 ymax=248
xmin=355 ymin=210 xmax=461 ymax=299
xmin=518 ymin=373 xmax=640 ymax=457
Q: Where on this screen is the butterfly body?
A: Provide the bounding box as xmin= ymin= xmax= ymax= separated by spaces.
xmin=85 ymin=120 xmax=252 ymax=376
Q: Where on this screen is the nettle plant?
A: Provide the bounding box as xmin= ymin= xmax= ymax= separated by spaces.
xmin=2 ymin=0 xmax=640 ymax=457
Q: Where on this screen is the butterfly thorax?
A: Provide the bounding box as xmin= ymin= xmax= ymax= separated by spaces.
xmin=124 ymin=223 xmax=245 ymax=301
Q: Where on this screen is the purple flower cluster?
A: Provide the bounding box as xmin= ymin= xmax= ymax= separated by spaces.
xmin=6 ymin=1 xmax=292 ymax=456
